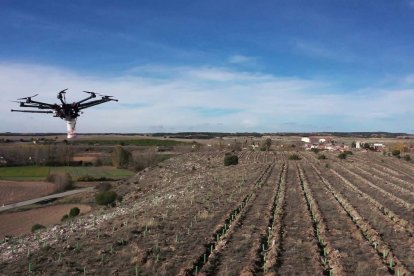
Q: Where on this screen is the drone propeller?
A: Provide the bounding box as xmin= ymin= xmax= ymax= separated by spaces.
xmin=17 ymin=94 xmax=38 ymax=100
xmin=98 ymin=93 xmax=114 ymax=98
xmin=99 ymin=94 xmax=118 ymax=102
xmin=59 ymin=88 xmax=68 ymax=94
xmin=83 ymin=91 xmax=96 ymax=94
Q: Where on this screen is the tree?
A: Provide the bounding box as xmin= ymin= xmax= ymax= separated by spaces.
xmin=263 ymin=138 xmax=272 ymax=151
xmin=47 ymin=172 xmax=73 ymax=193
xmin=111 ymin=146 xmax=131 ymax=168
xmin=392 ymin=142 xmax=407 ymax=153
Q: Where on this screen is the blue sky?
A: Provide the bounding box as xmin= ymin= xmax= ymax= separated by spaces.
xmin=1 ymin=0 xmax=414 ymax=133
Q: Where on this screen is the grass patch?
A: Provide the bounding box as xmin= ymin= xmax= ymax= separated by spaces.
xmin=50 ymin=167 xmax=134 ymax=180
xmin=0 ymin=166 xmax=50 ymax=180
xmin=0 ymin=166 xmax=134 ymax=181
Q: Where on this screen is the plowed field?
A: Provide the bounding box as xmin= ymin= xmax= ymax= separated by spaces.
xmin=0 ymin=151 xmax=413 ymax=275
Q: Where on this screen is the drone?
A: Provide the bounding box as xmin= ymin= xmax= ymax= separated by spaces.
xmin=11 ymin=89 xmax=118 ymax=138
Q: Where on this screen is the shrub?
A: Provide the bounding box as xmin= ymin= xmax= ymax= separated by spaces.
xmin=338 ymin=152 xmax=347 ymax=159
xmin=317 ymin=154 xmax=327 ymax=160
xmin=392 ymin=149 xmax=401 ymax=157
xmin=61 ymin=214 xmax=69 ymax=222
xmin=31 ymin=224 xmax=45 ymax=233
xmin=403 ymin=154 xmax=411 ymax=161
xmin=69 ymin=207 xmax=80 ymax=218
xmin=311 ymin=148 xmax=319 ymax=154
xmin=288 ymin=154 xmax=301 ymax=160
xmin=224 ymin=154 xmax=239 ymax=166
xmin=95 ymin=190 xmax=118 ymax=206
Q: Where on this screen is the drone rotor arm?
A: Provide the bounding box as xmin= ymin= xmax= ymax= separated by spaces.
xmin=78 ymin=97 xmax=117 ymax=110
xmin=17 ymin=94 xmax=39 ymax=101
xmin=25 ymin=100 xmax=55 ymax=108
xmin=11 ymin=109 xmax=54 ymax=114
xmin=75 ymin=91 xmax=97 ymax=105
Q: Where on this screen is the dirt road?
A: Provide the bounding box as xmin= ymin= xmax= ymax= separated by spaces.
xmin=0 ymin=187 xmax=94 ymax=212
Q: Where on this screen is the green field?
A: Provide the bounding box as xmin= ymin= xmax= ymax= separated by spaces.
xmin=0 ymin=166 xmax=134 ymax=181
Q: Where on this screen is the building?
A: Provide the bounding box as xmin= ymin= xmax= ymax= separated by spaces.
xmin=301 ymin=136 xmax=346 ymax=151
xmin=0 ymin=156 xmax=7 ymax=166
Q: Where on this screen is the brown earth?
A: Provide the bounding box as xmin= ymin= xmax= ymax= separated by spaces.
xmin=0 ymin=181 xmax=56 ymax=206
xmin=0 ymin=204 xmax=91 ymax=239
xmin=73 ymin=181 xmax=100 ymax=189
xmin=73 ymin=152 xmax=108 ymax=162
xmin=0 ymin=151 xmax=413 ymax=275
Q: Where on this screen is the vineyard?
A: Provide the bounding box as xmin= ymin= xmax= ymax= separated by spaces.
xmin=0 ymin=150 xmax=413 ymax=275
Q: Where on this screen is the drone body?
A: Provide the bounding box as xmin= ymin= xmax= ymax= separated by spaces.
xmin=11 ymin=89 xmax=118 ymax=138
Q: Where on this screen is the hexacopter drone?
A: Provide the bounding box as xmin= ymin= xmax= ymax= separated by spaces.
xmin=11 ymin=89 xmax=118 ymax=138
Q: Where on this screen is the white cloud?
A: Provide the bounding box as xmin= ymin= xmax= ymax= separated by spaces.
xmin=403 ymin=73 xmax=414 ymax=84
xmin=0 ymin=62 xmax=413 ymax=133
xmin=228 ymin=55 xmax=256 ymax=65
xmin=294 ymin=41 xmax=358 ymax=64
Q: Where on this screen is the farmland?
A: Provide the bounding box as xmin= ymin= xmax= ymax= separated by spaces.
xmin=0 ymin=181 xmax=56 ymax=206
xmin=0 ymin=166 xmax=134 ymax=181
xmin=0 ymin=204 xmax=91 ymax=239
xmin=0 ymin=150 xmax=413 ymax=275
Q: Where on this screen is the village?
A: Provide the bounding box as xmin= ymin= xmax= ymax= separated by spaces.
xmin=301 ymin=136 xmax=388 ymax=152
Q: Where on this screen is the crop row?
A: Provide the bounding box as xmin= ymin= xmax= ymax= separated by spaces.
xmin=262 ymin=163 xmax=286 ymax=272
xmin=351 ymin=154 xmax=414 ymax=181
xmin=305 ymin=159 xmax=410 ymax=275
xmin=182 ymin=163 xmax=275 ymax=275
xmin=266 ymin=163 xmax=324 ymax=275
xmin=342 ymin=166 xmax=411 ymax=209
xmin=296 ymin=163 xmax=336 ymax=275
xmin=305 ymin=151 xmax=414 ymax=232
xmin=352 ymin=160 xmax=414 ymax=194
xmin=328 ymin=167 xmax=414 ymax=236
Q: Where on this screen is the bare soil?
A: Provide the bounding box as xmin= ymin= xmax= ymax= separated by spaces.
xmin=0 ymin=181 xmax=56 ymax=206
xmin=73 ymin=152 xmax=108 ymax=162
xmin=0 ymin=151 xmax=413 ymax=275
xmin=0 ymin=204 xmax=91 ymax=239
